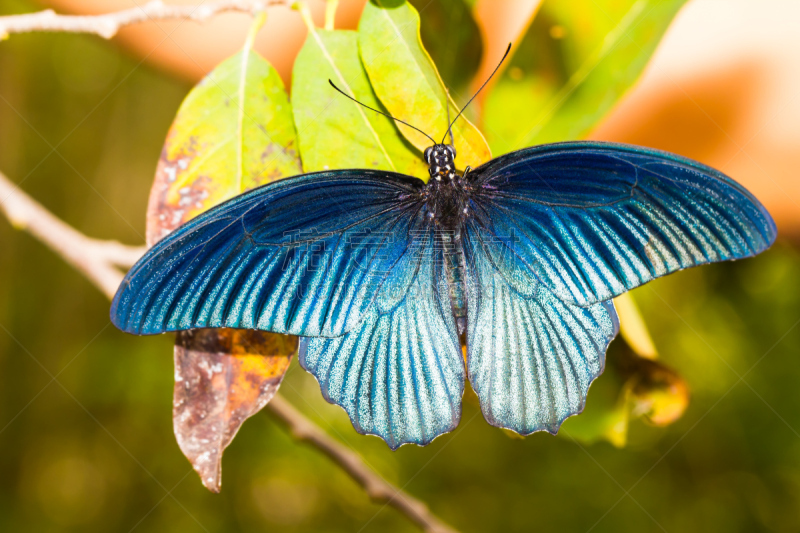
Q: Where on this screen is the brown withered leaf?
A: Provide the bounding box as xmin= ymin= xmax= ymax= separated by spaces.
xmin=173 ymin=329 xmax=297 ymax=492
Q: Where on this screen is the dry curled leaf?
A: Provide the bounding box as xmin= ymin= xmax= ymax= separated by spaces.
xmin=173 ymin=329 xmax=297 ymax=492
xmin=625 ymin=357 xmax=690 ymax=427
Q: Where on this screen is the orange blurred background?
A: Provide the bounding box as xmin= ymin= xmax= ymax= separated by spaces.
xmin=593 ymin=0 xmax=800 ymax=237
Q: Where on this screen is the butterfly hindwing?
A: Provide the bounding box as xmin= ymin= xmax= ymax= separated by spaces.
xmin=300 ymin=227 xmax=464 ymax=449
xmin=468 ymin=141 xmax=777 ymax=306
xmin=463 ymin=227 xmax=619 ymax=435
xmin=111 ymin=170 xmax=429 ymax=337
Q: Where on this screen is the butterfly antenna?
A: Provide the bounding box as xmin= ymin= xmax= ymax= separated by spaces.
xmin=328 ymin=80 xmax=436 ymax=145
xmin=441 ymin=43 xmax=512 ymax=144
xmin=445 ymin=90 xmax=455 ymax=147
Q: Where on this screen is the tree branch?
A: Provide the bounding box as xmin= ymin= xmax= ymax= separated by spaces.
xmin=0 ymin=168 xmax=458 ymax=533
xmin=0 ymin=171 xmax=146 ymax=298
xmin=267 ymin=395 xmax=457 ymax=533
xmin=0 ymin=0 xmax=295 ymax=40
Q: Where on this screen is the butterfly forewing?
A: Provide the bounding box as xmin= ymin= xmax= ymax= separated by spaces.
xmin=111 ymin=170 xmax=429 ymax=338
xmin=466 ymin=142 xmax=777 ymax=307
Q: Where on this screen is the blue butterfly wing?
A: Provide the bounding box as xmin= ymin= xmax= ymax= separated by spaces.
xmin=468 ymin=141 xmax=777 ymax=306
xmin=300 ymin=227 xmax=464 ymax=449
xmin=463 ymin=227 xmax=619 ymax=435
xmin=111 ymin=170 xmax=429 ymax=337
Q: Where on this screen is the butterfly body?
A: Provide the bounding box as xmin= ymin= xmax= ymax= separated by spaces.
xmin=422 ymin=143 xmax=472 ymax=329
xmin=112 ymin=141 xmax=776 ymax=449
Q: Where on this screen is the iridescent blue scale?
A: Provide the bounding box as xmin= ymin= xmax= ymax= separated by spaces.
xmin=112 ymin=141 xmax=776 ymax=449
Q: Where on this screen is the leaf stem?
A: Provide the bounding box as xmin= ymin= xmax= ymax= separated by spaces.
xmin=324 ymin=0 xmax=339 ymax=31
xmin=244 ymin=10 xmax=267 ymax=52
xmin=295 ymin=1 xmax=316 ymax=30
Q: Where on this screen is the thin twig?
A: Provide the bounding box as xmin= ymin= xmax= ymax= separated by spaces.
xmin=0 ymin=171 xmax=146 ymax=298
xmin=267 ymin=395 xmax=458 ymax=533
xmin=0 ymin=168 xmax=458 ymax=533
xmin=0 ymin=0 xmax=294 ymax=40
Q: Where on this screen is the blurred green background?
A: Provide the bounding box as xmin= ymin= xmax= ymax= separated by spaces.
xmin=2 ymin=0 xmax=800 ymax=532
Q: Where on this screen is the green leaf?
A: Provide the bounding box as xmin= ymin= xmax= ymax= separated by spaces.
xmin=291 ymin=19 xmax=427 ymax=176
xmin=482 ymin=0 xmax=688 ymax=155
xmin=359 ymin=0 xmax=491 ymax=170
xmin=147 ymin=43 xmax=301 ymax=244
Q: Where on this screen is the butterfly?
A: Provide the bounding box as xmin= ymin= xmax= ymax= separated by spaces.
xmin=110 ymin=48 xmax=776 ymax=450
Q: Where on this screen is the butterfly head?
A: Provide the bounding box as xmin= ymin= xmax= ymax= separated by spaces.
xmin=327 ymin=43 xmax=512 ymax=184
xmin=424 ymin=144 xmax=457 ymax=181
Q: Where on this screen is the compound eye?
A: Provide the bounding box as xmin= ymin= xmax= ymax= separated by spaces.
xmin=424 ymin=146 xmax=433 ymax=164
xmin=445 ymin=144 xmax=456 ymax=159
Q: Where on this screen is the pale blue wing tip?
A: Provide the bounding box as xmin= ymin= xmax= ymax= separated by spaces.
xmin=298 ymin=338 xmax=461 ymax=450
